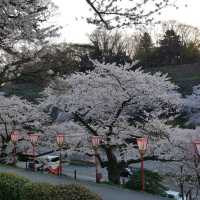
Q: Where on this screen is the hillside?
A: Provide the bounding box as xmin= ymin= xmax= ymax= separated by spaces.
xmin=1 ymin=63 xmax=200 ymax=100
xmin=145 ymin=63 xmax=200 ymax=95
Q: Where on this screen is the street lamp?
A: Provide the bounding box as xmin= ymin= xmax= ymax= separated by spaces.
xmin=91 ymin=136 xmax=102 ymax=183
xmin=137 ymin=136 xmax=148 ymax=191
xmin=56 ymin=133 xmax=65 ymax=176
xmin=29 ymin=133 xmax=39 ymax=172
xmin=10 ymin=131 xmax=20 ymax=164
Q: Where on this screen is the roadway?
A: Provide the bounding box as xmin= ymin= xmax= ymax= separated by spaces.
xmin=0 ymin=164 xmax=169 ymax=200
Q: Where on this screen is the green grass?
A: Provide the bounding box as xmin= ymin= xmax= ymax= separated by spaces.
xmin=1 ymin=63 xmax=200 ymax=100
xmin=0 ymin=82 xmax=43 ymax=102
xmin=146 ymin=63 xmax=200 ymax=95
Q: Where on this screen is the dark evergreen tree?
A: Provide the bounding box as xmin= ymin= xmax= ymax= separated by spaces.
xmin=135 ymin=32 xmax=154 ymax=67
xmin=182 ymin=42 xmax=200 ymax=64
xmin=158 ymin=29 xmax=183 ymax=65
xmin=138 ymin=32 xmax=153 ymax=53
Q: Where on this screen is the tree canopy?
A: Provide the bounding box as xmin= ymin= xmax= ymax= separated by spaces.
xmin=0 ymin=0 xmax=59 ymax=85
xmin=42 ymin=61 xmax=182 ymax=183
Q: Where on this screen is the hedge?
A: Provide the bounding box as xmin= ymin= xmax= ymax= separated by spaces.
xmin=0 ymin=173 xmax=102 ymax=200
xmin=21 ymin=182 xmax=55 ymax=200
xmin=125 ymin=169 xmax=167 ymax=195
xmin=0 ymin=173 xmax=29 ymax=200
xmin=52 ymin=184 xmax=102 ymax=200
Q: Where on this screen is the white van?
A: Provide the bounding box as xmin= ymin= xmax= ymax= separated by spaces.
xmin=29 ymin=155 xmax=60 ymax=172
xmin=36 ymin=155 xmax=60 ymax=171
xmin=165 ymin=190 xmax=185 ymax=200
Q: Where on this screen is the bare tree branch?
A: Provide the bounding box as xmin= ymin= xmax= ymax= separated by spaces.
xmin=85 ymin=0 xmax=181 ymax=29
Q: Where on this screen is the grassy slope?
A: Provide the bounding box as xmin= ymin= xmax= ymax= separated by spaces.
xmin=1 ymin=63 xmax=200 ymax=99
xmin=145 ymin=63 xmax=200 ymax=95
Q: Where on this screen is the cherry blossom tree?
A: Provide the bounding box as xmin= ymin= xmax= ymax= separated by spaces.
xmin=0 ymin=0 xmax=59 ymax=85
xmin=0 ymin=95 xmax=47 ymax=163
xmin=184 ymin=85 xmax=200 ymax=127
xmin=174 ymin=86 xmax=200 ymax=198
xmin=42 ymin=61 xmax=183 ymax=183
xmin=168 ymin=128 xmax=200 ymax=200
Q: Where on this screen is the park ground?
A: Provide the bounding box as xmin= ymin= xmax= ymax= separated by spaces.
xmin=0 ymin=164 xmax=169 ymax=200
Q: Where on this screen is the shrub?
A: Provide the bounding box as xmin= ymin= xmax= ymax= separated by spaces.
xmin=0 ymin=173 xmax=102 ymax=200
xmin=21 ymin=182 xmax=55 ymax=200
xmin=22 ymin=183 xmax=102 ymax=200
xmin=125 ymin=169 xmax=167 ymax=195
xmin=0 ymin=173 xmax=29 ymax=200
xmin=53 ymin=184 xmax=102 ymax=200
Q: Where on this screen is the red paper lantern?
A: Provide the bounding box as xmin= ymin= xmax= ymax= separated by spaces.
xmin=29 ymin=134 xmax=39 ymax=145
xmin=137 ymin=136 xmax=148 ymax=155
xmin=56 ymin=133 xmax=65 ymax=147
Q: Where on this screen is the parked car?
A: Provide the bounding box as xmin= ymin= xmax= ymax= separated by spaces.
xmin=165 ymin=190 xmax=185 ymax=200
xmin=38 ymin=155 xmax=60 ymax=170
xmin=28 ymin=155 xmax=60 ymax=173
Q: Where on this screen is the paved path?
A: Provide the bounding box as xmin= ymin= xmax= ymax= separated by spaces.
xmin=62 ymin=164 xmax=107 ymax=182
xmin=0 ymin=165 xmax=168 ymax=200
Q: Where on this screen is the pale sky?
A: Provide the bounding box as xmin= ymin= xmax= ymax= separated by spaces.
xmin=51 ymin=0 xmax=200 ymax=44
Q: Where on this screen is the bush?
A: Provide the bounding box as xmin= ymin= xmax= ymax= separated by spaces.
xmin=0 ymin=173 xmax=29 ymax=200
xmin=52 ymin=184 xmax=102 ymax=200
xmin=0 ymin=173 xmax=102 ymax=200
xmin=21 ymin=182 xmax=55 ymax=200
xmin=22 ymin=183 xmax=102 ymax=200
xmin=125 ymin=169 xmax=167 ymax=195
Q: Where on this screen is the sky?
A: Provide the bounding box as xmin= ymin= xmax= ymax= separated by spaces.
xmin=51 ymin=0 xmax=200 ymax=44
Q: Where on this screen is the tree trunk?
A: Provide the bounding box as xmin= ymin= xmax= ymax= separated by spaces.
xmin=105 ymin=147 xmax=121 ymax=184
xmin=197 ymin=173 xmax=200 ymax=187
xmin=180 ymin=183 xmax=184 ymax=200
xmin=0 ymin=143 xmax=8 ymax=163
xmin=0 ymin=133 xmax=11 ymax=163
